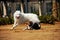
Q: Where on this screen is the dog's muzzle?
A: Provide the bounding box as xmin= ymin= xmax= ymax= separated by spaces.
xmin=16 ymin=15 xmax=20 ymax=19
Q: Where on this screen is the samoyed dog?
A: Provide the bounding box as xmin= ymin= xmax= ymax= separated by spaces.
xmin=11 ymin=10 xmax=41 ymax=30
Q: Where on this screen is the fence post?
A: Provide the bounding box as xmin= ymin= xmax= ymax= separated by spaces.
xmin=21 ymin=3 xmax=24 ymax=13
xmin=39 ymin=1 xmax=42 ymax=16
xmin=2 ymin=2 xmax=7 ymax=17
xmin=52 ymin=0 xmax=57 ymax=19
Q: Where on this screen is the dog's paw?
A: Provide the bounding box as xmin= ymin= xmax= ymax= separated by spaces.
xmin=23 ymin=27 xmax=28 ymax=30
xmin=10 ymin=27 xmax=14 ymax=30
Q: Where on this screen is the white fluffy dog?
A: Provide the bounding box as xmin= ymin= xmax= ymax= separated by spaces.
xmin=11 ymin=10 xmax=40 ymax=30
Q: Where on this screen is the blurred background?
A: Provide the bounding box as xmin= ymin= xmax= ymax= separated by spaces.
xmin=0 ymin=0 xmax=60 ymax=25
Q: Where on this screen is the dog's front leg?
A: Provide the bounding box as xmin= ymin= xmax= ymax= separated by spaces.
xmin=23 ymin=25 xmax=31 ymax=30
xmin=11 ymin=21 xmax=18 ymax=29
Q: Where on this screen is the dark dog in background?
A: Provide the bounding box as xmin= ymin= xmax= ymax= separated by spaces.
xmin=29 ymin=21 xmax=40 ymax=30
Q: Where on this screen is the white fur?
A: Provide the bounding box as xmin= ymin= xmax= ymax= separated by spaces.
xmin=11 ymin=10 xmax=40 ymax=30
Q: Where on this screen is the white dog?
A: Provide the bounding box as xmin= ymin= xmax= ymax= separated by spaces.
xmin=11 ymin=10 xmax=40 ymax=30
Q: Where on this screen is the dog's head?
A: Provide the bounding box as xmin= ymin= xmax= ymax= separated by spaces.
xmin=16 ymin=14 xmax=20 ymax=19
xmin=14 ymin=11 xmax=21 ymax=19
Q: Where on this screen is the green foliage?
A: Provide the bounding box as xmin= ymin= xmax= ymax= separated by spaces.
xmin=0 ymin=17 xmax=14 ymax=25
xmin=38 ymin=15 xmax=55 ymax=24
xmin=33 ymin=10 xmax=39 ymax=16
xmin=0 ymin=14 xmax=56 ymax=25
